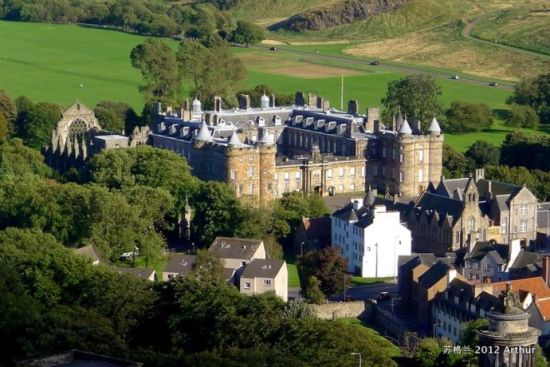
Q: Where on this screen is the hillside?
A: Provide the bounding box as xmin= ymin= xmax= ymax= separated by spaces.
xmin=233 ymin=0 xmax=550 ymax=81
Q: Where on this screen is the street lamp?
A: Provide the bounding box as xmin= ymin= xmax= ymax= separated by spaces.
xmin=350 ymin=352 xmax=362 ymax=367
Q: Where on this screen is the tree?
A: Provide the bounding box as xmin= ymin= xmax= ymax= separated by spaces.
xmin=460 ymin=318 xmax=488 ymax=347
xmin=191 ymin=248 xmax=225 ymax=284
xmin=130 ymin=38 xmax=181 ymax=103
xmin=443 ymin=145 xmax=469 ymax=179
xmin=382 ymin=74 xmax=443 ymax=130
xmin=299 ymin=247 xmax=348 ymax=297
xmin=177 ymin=39 xmax=246 ymax=106
xmin=445 ymin=101 xmax=493 ymax=133
xmin=13 ymin=95 xmax=34 ymax=138
xmin=464 ymin=140 xmax=500 ymax=169
xmin=23 ymin=102 xmax=62 ymax=149
xmin=231 ymin=20 xmax=264 ymax=46
xmin=0 ymin=138 xmax=54 ymax=177
xmin=237 ymin=84 xmax=294 ymax=107
xmin=272 ymin=192 xmax=330 ymax=240
xmin=93 ymin=100 xmax=139 ymax=134
xmin=0 ymin=89 xmax=16 ymax=133
xmin=304 ymin=276 xmax=325 ymax=304
xmin=413 ymin=338 xmax=444 ymax=367
xmin=507 ymin=73 xmax=550 ymax=123
xmin=505 ymin=103 xmax=540 ymax=129
xmin=0 ymin=113 xmax=9 ymax=141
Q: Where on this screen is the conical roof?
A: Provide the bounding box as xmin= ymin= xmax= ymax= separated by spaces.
xmin=192 ymin=97 xmax=201 ymax=106
xmin=228 ymin=130 xmax=242 ymax=147
xmin=258 ymin=129 xmax=274 ymax=146
xmin=399 ymin=118 xmax=412 ymax=135
xmin=365 ymin=185 xmax=375 ymax=207
xmin=428 ymin=117 xmax=441 ymax=134
xmin=195 ymin=121 xmax=212 ymax=142
xmin=346 ymin=209 xmax=358 ymax=222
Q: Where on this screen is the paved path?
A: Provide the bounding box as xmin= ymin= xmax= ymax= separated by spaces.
xmin=251 ymin=45 xmax=515 ymax=90
xmin=462 ymin=12 xmax=550 ymax=61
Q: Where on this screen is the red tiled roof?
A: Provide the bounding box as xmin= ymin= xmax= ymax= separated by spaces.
xmin=535 ymin=299 xmax=550 ymax=321
xmin=492 ymin=277 xmax=550 ymax=301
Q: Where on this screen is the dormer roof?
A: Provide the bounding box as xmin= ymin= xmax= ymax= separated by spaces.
xmin=195 ymin=120 xmax=212 ymax=142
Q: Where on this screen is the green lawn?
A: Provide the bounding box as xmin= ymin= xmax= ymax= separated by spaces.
xmin=350 ymin=276 xmax=393 ymax=286
xmin=284 ymin=253 xmax=301 ymax=288
xmin=337 ymin=318 xmax=401 ymax=357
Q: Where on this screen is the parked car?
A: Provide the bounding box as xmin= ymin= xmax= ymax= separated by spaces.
xmin=376 ymin=291 xmax=391 ymax=302
xmin=269 ymin=47 xmax=277 ymax=51
xmin=370 ymin=61 xmax=379 ymax=66
xmin=451 ymin=75 xmax=460 ymax=80
xmin=489 ymin=82 xmax=499 ymax=87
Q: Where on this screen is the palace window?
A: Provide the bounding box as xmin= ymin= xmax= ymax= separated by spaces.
xmin=382 ymin=166 xmax=386 ymax=177
xmin=230 ymin=170 xmax=237 ymax=180
xmin=467 ymin=217 xmax=475 ymax=233
xmin=418 ymin=150 xmax=424 ymax=162
xmin=326 ymin=169 xmax=333 ymax=179
xmin=392 ymin=147 xmax=397 ymax=160
xmin=400 ymin=153 xmax=404 ymax=163
xmin=373 ymin=166 xmax=378 ymax=176
xmin=350 ymin=167 xmax=356 ymax=176
xmin=361 ymin=167 xmax=366 ymax=177
xmin=339 ymin=168 xmax=344 ymax=178
xmin=400 ymin=171 xmax=404 ymax=183
xmin=248 ymin=184 xmax=255 ymax=195
xmin=249 ymin=166 xmax=255 ymax=177
xmin=338 ymin=184 xmax=344 ymax=192
xmin=418 ymin=169 xmax=423 ymax=182
xmin=284 ymin=172 xmax=290 ymax=181
xmin=500 ymin=217 xmax=507 ymax=233
xmin=295 ymin=171 xmax=301 ymax=180
xmin=520 ymin=220 xmax=527 ymax=233
xmin=520 ymin=204 xmax=528 ymax=216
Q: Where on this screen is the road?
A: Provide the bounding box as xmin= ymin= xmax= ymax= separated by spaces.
xmin=462 ymin=13 xmax=550 ymax=61
xmin=252 ymin=44 xmax=515 ymax=90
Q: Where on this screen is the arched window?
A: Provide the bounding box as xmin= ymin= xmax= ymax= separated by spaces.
xmin=69 ymin=119 xmax=88 ymax=139
xmin=467 ymin=217 xmax=475 ymax=233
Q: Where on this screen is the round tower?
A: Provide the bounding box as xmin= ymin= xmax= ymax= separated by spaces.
xmin=260 ymin=93 xmax=270 ymax=109
xmin=477 ymin=284 xmax=540 ymax=367
xmin=258 ymin=128 xmax=276 ymax=206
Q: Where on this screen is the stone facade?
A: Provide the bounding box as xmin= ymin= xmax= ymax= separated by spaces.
xmin=43 ymin=101 xmax=149 ymax=173
xmin=150 ymin=93 xmax=444 ymax=206
xmin=312 ymin=301 xmax=367 ymax=320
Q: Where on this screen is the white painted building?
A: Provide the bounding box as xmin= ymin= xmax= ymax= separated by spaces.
xmin=332 ymin=196 xmax=412 ymax=277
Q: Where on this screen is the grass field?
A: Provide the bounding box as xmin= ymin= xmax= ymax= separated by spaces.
xmin=284 ymin=253 xmax=301 ymax=288
xmin=337 ymin=318 xmax=401 ymax=357
xmin=0 ymin=20 xmax=547 ymax=153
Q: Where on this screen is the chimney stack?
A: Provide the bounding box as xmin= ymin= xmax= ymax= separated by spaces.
xmin=238 ymin=94 xmax=251 ymax=110
xmin=543 ymin=256 xmax=550 ymax=287
xmin=447 ymin=267 xmax=457 ymax=284
xmin=295 ymin=91 xmax=305 ymax=106
xmin=348 ymin=100 xmax=358 ymax=115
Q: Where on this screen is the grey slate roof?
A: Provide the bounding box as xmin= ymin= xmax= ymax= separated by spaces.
xmin=418 ymin=261 xmax=450 ymax=289
xmin=464 ymin=241 xmax=509 ymax=264
xmin=115 ymin=267 xmax=155 ymax=280
xmin=414 ymin=191 xmax=463 ymax=224
xmin=164 ymin=254 xmax=196 ymax=275
xmin=74 ymin=245 xmax=100 ymax=262
xmin=209 ymin=237 xmax=263 ymax=260
xmin=241 ymin=259 xmax=285 ymax=279
xmin=510 ymin=251 xmax=542 ymax=270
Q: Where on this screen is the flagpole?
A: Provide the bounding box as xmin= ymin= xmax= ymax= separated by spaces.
xmin=340 ymin=74 xmax=344 ymax=111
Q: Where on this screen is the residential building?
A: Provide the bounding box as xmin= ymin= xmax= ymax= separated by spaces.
xmin=294 ymin=216 xmax=331 ymax=254
xmin=462 ymin=241 xmax=510 ymax=282
xmin=240 ymin=259 xmax=288 ymax=301
xmin=74 ymin=245 xmax=101 ymax=265
xmin=209 ymin=237 xmax=266 ymax=270
xmin=407 ymin=169 xmax=538 ymax=256
xmin=162 ymin=254 xmax=196 ymax=281
xmin=150 ymin=94 xmax=443 ymax=205
xmin=115 ymin=267 xmax=156 ymax=282
xmin=332 ymin=190 xmax=411 ymax=277
xmin=536 ymin=202 xmax=550 ymax=249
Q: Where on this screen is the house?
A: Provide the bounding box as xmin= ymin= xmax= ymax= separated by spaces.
xmin=332 ymin=191 xmax=411 ymax=277
xmin=462 ymin=240 xmax=509 ymax=281
xmin=536 ymin=202 xmax=550 ymax=249
xmin=398 ymin=252 xmax=456 ymax=306
xmin=294 ymin=216 xmax=331 ymax=254
xmin=114 ymin=267 xmax=156 ymax=282
xmin=209 ymin=237 xmax=266 ymax=270
xmin=74 ymin=245 xmax=100 ymax=265
xmin=239 ymin=259 xmax=288 ymax=301
xmin=162 ymin=254 xmax=196 ymax=281
xmin=407 ymin=169 xmax=538 ymax=256
xmin=416 ymin=262 xmax=463 ymax=328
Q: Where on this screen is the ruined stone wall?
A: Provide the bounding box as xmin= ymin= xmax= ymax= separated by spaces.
xmin=312 ymin=301 xmax=366 ymax=320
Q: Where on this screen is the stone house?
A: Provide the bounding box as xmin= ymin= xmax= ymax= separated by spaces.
xmin=407 ymin=169 xmax=538 ymax=256
xmin=239 ymin=259 xmax=288 ymax=301
xmin=209 ymin=237 xmax=266 ymax=270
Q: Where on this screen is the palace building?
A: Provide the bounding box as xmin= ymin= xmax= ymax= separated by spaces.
xmin=150 ymin=92 xmax=444 ymax=206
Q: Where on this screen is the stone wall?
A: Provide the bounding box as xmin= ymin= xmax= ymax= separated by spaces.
xmin=312 ymin=301 xmax=368 ymax=320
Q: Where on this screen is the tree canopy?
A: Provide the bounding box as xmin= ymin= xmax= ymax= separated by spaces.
xmin=444 ymin=101 xmax=493 ymax=133
xmin=505 ymin=104 xmax=540 ymax=129
xmin=464 ymin=140 xmax=500 ymax=169
xmin=382 ymin=74 xmax=443 ymax=130
xmin=93 ymin=100 xmax=139 ymax=135
xmin=231 ymin=20 xmax=264 ymax=46
xmin=507 ymin=73 xmax=550 ymax=123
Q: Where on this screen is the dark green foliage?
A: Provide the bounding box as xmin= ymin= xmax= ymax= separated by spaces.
xmin=507 ymin=73 xmax=550 ymax=123
xmin=444 ymin=101 xmax=493 ymax=133
xmin=272 ymin=192 xmax=330 ymax=239
xmin=0 ymin=113 xmax=9 ymax=141
xmin=177 ymin=39 xmax=246 ymax=107
xmin=0 ymin=89 xmax=16 ymax=133
xmin=130 ymin=38 xmax=181 ymax=104
xmin=0 ymin=139 xmax=54 ymax=177
xmin=505 ymin=103 xmax=540 ymax=129
xmin=190 ymin=181 xmax=246 ymax=244
xmin=486 ymin=165 xmax=550 ymax=201
xmin=238 ymin=84 xmax=294 ymax=107
xmin=13 ymin=95 xmax=34 ymax=138
xmin=0 ymin=0 xmax=233 ymax=37
xmin=299 ymin=247 xmax=349 ymax=297
xmin=304 ymin=276 xmax=325 ymax=304
xmin=93 ymin=100 xmax=139 ymax=135
xmin=190 ymin=248 xmax=226 ymax=284
xmin=23 ymin=102 xmax=63 ymax=149
xmin=460 ymin=318 xmax=488 ymax=347
xmin=382 ymin=74 xmax=443 ymax=130
xmin=231 ymin=20 xmax=265 ymax=46
xmin=500 ymin=132 xmax=550 ymax=171
xmin=464 ymin=140 xmax=500 ymax=169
